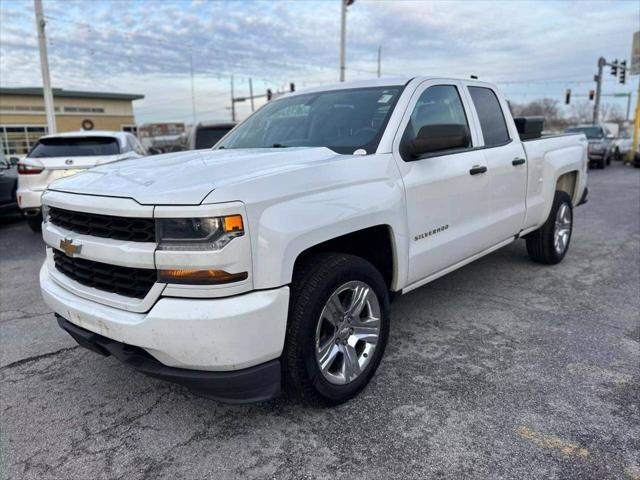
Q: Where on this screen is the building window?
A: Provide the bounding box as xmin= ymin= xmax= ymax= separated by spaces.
xmin=0 ymin=125 xmax=48 ymax=156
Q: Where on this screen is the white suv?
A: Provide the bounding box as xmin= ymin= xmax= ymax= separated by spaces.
xmin=18 ymin=130 xmax=146 ymax=231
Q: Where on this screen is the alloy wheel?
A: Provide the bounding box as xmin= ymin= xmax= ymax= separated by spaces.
xmin=314 ymin=281 xmax=381 ymax=385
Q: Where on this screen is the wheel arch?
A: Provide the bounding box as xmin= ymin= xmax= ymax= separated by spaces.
xmin=291 ymin=225 xmax=399 ymax=292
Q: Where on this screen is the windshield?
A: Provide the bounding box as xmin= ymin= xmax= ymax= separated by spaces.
xmin=195 ymin=127 xmax=233 ymax=149
xmin=29 ymin=137 xmax=120 ymax=158
xmin=565 ymin=127 xmax=603 ymax=140
xmin=217 ymin=86 xmax=403 ymax=154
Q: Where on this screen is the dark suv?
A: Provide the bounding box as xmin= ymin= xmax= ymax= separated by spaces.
xmin=565 ymin=125 xmax=614 ymax=169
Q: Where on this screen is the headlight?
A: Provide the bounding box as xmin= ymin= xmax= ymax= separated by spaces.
xmin=156 ymin=214 xmax=244 ymax=251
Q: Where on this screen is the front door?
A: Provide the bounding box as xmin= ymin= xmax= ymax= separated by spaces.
xmin=393 ymin=81 xmax=494 ymax=285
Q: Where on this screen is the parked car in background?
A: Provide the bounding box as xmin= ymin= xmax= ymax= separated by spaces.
xmin=565 ymin=125 xmax=614 ymax=169
xmin=0 ymin=152 xmax=19 ymax=214
xmin=17 ymin=130 xmax=147 ymax=231
xmin=40 ymin=77 xmax=587 ymax=405
xmin=185 ymin=122 xmax=236 ymax=150
xmin=612 ymin=130 xmax=632 ymax=161
xmin=8 ymin=154 xmax=25 ymax=166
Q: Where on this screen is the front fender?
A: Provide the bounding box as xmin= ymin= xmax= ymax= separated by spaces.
xmin=205 ymin=153 xmax=409 ymax=291
xmin=251 ymin=178 xmax=407 ymax=290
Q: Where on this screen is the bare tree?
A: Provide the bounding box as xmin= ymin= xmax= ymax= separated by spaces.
xmin=510 ymin=98 xmax=567 ymax=131
xmin=569 ymin=101 xmax=592 ymax=124
xmin=601 ymin=103 xmax=625 ymax=124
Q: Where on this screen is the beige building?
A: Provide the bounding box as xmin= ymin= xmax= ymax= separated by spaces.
xmin=0 ymin=87 xmax=144 ymax=156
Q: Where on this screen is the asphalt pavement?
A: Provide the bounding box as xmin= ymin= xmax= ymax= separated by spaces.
xmin=1 ymin=161 xmax=638 ymax=480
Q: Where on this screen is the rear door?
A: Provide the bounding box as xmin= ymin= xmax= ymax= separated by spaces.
xmin=465 ymin=84 xmax=528 ymax=242
xmin=392 ymin=80 xmax=494 ymax=285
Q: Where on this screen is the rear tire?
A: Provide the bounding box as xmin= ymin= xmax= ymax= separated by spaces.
xmin=26 ymin=213 xmax=42 ymax=232
xmin=526 ymin=191 xmax=573 ymax=265
xmin=283 ymin=253 xmax=390 ymax=406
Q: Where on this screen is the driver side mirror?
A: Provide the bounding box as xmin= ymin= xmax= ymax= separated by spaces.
xmin=406 ymin=124 xmax=470 ymax=159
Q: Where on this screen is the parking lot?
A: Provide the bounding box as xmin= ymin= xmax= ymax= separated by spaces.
xmin=0 ymin=161 xmax=638 ymax=480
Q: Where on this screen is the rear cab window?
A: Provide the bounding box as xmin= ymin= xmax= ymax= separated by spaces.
xmin=468 ymin=86 xmax=510 ymax=147
xmin=29 ymin=137 xmax=120 ymax=158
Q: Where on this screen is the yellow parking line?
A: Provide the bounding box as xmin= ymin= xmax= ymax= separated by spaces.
xmin=624 ymin=465 xmax=640 ymax=480
xmin=516 ymin=426 xmax=590 ymax=459
xmin=566 ymin=363 xmax=632 ymax=386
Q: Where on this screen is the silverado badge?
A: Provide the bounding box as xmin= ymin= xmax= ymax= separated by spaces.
xmin=60 ymin=238 xmax=81 ymax=257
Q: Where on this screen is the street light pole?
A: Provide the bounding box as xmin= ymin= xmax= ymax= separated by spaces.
xmin=230 ymin=75 xmax=236 ymax=122
xmin=339 ymin=0 xmax=347 ymax=82
xmin=377 ymin=45 xmax=381 ymax=78
xmin=34 ymin=0 xmax=56 ymax=134
xmin=249 ymin=78 xmax=255 ymax=112
xmin=189 ymin=51 xmax=196 ymax=125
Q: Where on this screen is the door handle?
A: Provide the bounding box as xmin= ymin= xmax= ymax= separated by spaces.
xmin=512 ymin=157 xmax=526 ymax=166
xmin=469 ymin=165 xmax=487 ymax=175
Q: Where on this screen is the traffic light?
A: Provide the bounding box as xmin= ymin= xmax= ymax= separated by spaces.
xmin=565 ymin=89 xmax=571 ymax=105
xmin=619 ymin=60 xmax=626 ymax=84
xmin=290 ymin=82 xmax=295 ymax=92
xmin=588 ymin=90 xmax=595 ymax=101
xmin=266 ymin=89 xmax=272 ymax=101
xmin=611 ymin=60 xmax=618 ymax=76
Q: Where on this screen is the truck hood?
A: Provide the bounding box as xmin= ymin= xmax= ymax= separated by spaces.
xmin=48 ymin=147 xmax=346 ymax=205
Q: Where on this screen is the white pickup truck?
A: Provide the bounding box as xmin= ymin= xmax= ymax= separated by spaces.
xmin=39 ymin=77 xmax=588 ymax=405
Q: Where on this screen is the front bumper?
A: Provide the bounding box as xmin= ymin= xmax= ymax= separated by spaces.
xmin=40 ymin=263 xmax=290 ymax=401
xmin=57 ymin=316 xmax=281 ymax=403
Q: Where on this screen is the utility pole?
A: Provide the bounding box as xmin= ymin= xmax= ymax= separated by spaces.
xmin=377 ymin=45 xmax=381 ymax=78
xmin=230 ymin=74 xmax=236 ymax=122
xmin=189 ymin=51 xmax=196 ymax=125
xmin=34 ymin=0 xmax=56 ymax=134
xmin=249 ymin=78 xmax=255 ymax=112
xmin=339 ymin=0 xmax=347 ymax=82
xmin=593 ymin=57 xmax=605 ymax=125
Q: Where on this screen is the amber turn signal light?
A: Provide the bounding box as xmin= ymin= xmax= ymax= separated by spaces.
xmin=222 ymin=214 xmax=244 ymax=233
xmin=158 ymin=269 xmax=248 ymax=285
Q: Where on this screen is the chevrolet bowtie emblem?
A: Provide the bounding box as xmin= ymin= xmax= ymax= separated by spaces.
xmin=60 ymin=238 xmax=81 ymax=257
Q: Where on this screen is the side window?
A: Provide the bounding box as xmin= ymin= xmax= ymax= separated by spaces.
xmin=401 ymin=85 xmax=471 ymax=160
xmin=468 ymin=86 xmax=510 ymax=146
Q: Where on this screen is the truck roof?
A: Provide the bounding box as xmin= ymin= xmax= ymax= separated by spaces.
xmin=283 ymin=76 xmax=500 ymax=98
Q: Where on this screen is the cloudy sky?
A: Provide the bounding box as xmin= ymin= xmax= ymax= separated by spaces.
xmin=1 ymin=0 xmax=638 ymax=124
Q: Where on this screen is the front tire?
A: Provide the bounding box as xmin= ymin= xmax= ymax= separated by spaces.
xmin=283 ymin=253 xmax=390 ymax=406
xmin=526 ymin=191 xmax=573 ymax=265
xmin=26 ymin=213 xmax=42 ymax=232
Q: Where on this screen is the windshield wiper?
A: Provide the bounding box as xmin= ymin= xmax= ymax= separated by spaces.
xmin=271 ymin=143 xmax=289 ymax=148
